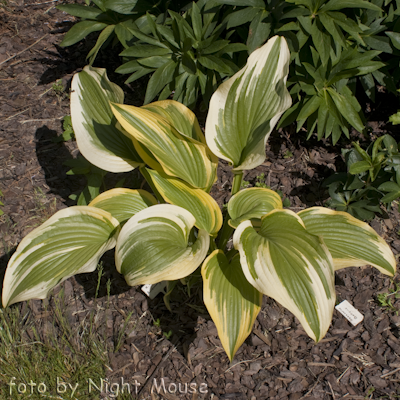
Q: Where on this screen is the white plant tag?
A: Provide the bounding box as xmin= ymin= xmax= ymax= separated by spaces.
xmin=335 ymin=300 xmax=364 ymax=326
xmin=141 ymin=282 xmax=167 ymax=299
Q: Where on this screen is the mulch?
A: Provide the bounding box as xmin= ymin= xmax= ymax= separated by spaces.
xmin=1 ymin=1 xmax=400 ymax=399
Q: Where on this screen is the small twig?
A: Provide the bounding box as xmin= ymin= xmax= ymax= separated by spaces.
xmin=327 ymin=381 xmax=336 ymax=400
xmin=0 ymin=34 xmax=48 ymax=67
xmin=26 ymin=0 xmax=59 ymax=5
xmin=337 ymin=366 xmax=350 ymax=382
xmin=5 ymin=108 xmax=29 ymax=121
xmin=224 ymin=356 xmax=262 ymax=374
xmin=20 ymin=117 xmax=64 ymax=124
xmin=381 ymin=367 xmax=400 ymax=378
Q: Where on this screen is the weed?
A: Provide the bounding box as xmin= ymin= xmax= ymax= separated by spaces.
xmin=376 ymin=280 xmax=400 ymax=315
xmin=163 ymin=330 xmax=173 ymax=340
xmin=284 ymin=150 xmax=293 ymax=159
xmin=241 ymin=180 xmax=251 ymax=188
xmin=255 ymin=173 xmax=268 ymax=188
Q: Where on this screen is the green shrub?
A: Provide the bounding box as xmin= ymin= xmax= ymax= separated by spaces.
xmin=325 ymin=134 xmax=400 ymax=220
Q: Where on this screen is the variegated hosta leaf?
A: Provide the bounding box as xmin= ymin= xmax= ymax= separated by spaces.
xmin=205 ymin=36 xmax=292 ymax=171
xmin=71 ymin=66 xmax=143 ymax=173
xmin=115 ymin=204 xmax=210 ymax=286
xmin=143 ymin=100 xmax=207 ymax=145
xmin=147 ymin=169 xmax=222 ymax=236
xmin=202 ymin=250 xmax=262 ymax=361
xmin=233 ymin=209 xmax=335 ymax=342
xmin=111 ymin=101 xmax=217 ymax=190
xmin=89 ymin=188 xmax=158 ymax=225
xmin=2 ymin=207 xmax=120 ymax=307
xmin=298 ymin=207 xmax=396 ymax=276
xmin=228 ymin=187 xmax=283 ymax=228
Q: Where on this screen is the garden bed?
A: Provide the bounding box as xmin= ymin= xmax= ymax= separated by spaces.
xmin=1 ymin=1 xmax=400 ymax=399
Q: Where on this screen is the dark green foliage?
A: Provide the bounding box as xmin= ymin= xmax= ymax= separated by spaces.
xmin=58 ymin=0 xmax=400 ymax=137
xmin=217 ymin=0 xmax=400 ymax=143
xmin=324 ymin=134 xmax=400 ymax=220
xmin=64 ymin=156 xmax=107 ymax=205
xmin=57 ymin=0 xmax=187 ymax=63
xmin=117 ymin=1 xmax=247 ymax=107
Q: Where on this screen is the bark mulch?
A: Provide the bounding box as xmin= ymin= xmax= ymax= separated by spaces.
xmin=1 ymin=1 xmax=400 ymax=399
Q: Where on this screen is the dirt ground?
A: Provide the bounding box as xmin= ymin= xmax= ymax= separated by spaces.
xmin=1 ymin=1 xmax=400 ymax=399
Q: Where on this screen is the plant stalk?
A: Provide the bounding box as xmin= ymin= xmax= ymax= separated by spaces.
xmin=217 ymin=171 xmax=243 ymax=250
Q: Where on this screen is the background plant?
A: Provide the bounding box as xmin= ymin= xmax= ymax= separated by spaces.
xmin=324 ymin=134 xmax=400 ymax=220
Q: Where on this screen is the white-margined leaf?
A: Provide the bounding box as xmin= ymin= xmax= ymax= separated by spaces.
xmin=147 ymin=169 xmax=222 ymax=236
xmin=2 ymin=207 xmax=120 ymax=307
xmin=89 ymin=188 xmax=157 ymax=225
xmin=228 ymin=187 xmax=282 ymax=228
xmin=111 ymin=101 xmax=218 ymax=190
xmin=205 ymin=36 xmax=292 ymax=171
xmin=233 ymin=209 xmax=335 ymax=341
xmin=298 ymin=207 xmax=396 ymax=276
xmin=115 ymin=204 xmax=209 ymax=286
xmin=71 ymin=66 xmax=143 ymax=172
xmin=202 ymin=250 xmax=262 ymax=360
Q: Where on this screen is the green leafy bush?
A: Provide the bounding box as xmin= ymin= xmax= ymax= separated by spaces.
xmin=217 ymin=0 xmax=400 ymax=143
xmin=2 ymin=37 xmax=396 ymax=362
xmin=116 ymin=1 xmax=248 ymax=107
xmin=325 ymin=134 xmax=400 ymax=220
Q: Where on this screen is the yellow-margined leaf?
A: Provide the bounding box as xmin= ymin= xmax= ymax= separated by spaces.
xmin=228 ymin=187 xmax=282 ymax=228
xmin=298 ymin=207 xmax=396 ymax=276
xmin=233 ymin=209 xmax=335 ymax=342
xmin=205 ymin=36 xmax=292 ymax=171
xmin=71 ymin=66 xmax=143 ymax=172
xmin=115 ymin=204 xmax=209 ymax=286
xmin=202 ymin=250 xmax=262 ymax=360
xmin=89 ymin=188 xmax=157 ymax=225
xmin=111 ymin=101 xmax=217 ymax=190
xmin=2 ymin=207 xmax=120 ymax=307
xmin=147 ymin=169 xmax=222 ymax=236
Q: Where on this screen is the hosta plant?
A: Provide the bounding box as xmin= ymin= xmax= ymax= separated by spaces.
xmin=2 ymin=36 xmax=396 ymax=361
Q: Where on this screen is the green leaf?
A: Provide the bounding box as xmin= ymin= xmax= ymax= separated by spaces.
xmin=202 ymin=251 xmax=262 ymax=361
xmin=298 ymin=207 xmax=396 ymax=276
xmin=205 ymin=36 xmax=291 ymax=171
xmin=191 ymin=2 xmax=203 ymax=41
xmin=60 ymin=21 xmax=108 ymax=47
xmin=115 ymin=204 xmax=209 ymax=286
xmin=56 ymin=4 xmax=103 ymax=19
xmin=349 ymin=160 xmax=372 ymax=174
xmin=144 ymin=60 xmax=177 ymax=104
xmin=198 ymin=55 xmax=233 ymax=74
xmin=328 ymin=88 xmax=364 ymax=132
xmin=389 ymin=111 xmax=400 ymax=125
xmin=71 ymin=66 xmax=142 ymax=173
xmin=386 ymin=31 xmax=400 ymax=50
xmin=233 ymin=209 xmax=336 ymax=342
xmin=228 ymin=187 xmax=283 ymax=228
xmin=87 ymin=25 xmax=115 ymax=64
xmin=120 ymin=45 xmax=172 ymax=58
xmin=89 ymin=188 xmax=157 ymax=225
xmin=2 ymin=207 xmax=120 ymax=307
xmin=103 ymin=0 xmax=139 ymax=14
xmin=322 ymin=0 xmax=382 ymax=11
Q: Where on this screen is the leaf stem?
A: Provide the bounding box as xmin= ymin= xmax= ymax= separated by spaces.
xmin=139 ymin=167 xmax=165 ymax=204
xmin=232 ymin=171 xmax=243 ymax=196
xmin=217 ymin=171 xmax=244 ymax=250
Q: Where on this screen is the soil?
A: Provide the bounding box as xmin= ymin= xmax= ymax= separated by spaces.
xmin=1 ymin=1 xmax=400 ymax=399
